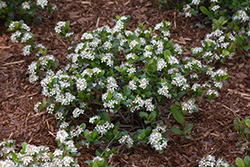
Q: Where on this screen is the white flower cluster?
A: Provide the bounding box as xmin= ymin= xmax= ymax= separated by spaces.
xmin=55 ymin=21 xmax=66 ymax=34
xmin=0 ymin=0 xmax=7 ymax=9
xmin=157 ymin=58 xmax=167 ymax=71
xmin=76 ymin=78 xmax=87 ymax=91
xmin=89 ymin=115 xmax=100 ymax=124
xmin=10 ymin=22 xmax=32 ymax=45
xmin=149 ymin=130 xmax=168 ymax=151
xmin=139 ymin=78 xmax=149 ymax=89
xmin=129 ymin=96 xmax=155 ymax=112
xmin=72 ymin=107 xmax=84 ymax=118
xmin=157 ymin=82 xmax=172 ymax=98
xmin=128 ymin=80 xmax=137 ymax=90
xmin=22 ymin=2 xmax=30 ymax=10
xmin=22 ymin=45 xmax=31 ymax=56
xmin=198 ymin=155 xmax=229 ymax=167
xmin=184 ymin=4 xmax=191 ymax=17
xmin=101 ymin=53 xmax=114 ymax=67
xmin=233 ymin=10 xmax=249 ymax=22
xmin=37 ymin=0 xmax=48 ymax=9
xmin=106 ymin=76 xmax=118 ymax=93
xmin=192 ymin=0 xmax=200 ymax=5
xmin=118 ymin=134 xmax=133 ymax=148
xmin=181 ymin=99 xmax=197 ymax=114
xmin=56 ymin=129 xmax=69 ymax=143
xmin=0 ymin=139 xmax=79 ymax=167
xmin=212 ymin=5 xmax=220 ymax=11
xmin=95 ymin=121 xmax=114 ymax=135
xmin=171 ymin=73 xmax=188 ymax=89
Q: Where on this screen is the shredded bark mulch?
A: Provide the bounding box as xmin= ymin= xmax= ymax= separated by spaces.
xmin=1 ymin=0 xmax=250 ymax=166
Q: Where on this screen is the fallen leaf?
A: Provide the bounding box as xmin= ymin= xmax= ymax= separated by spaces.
xmin=236 ymin=72 xmax=247 ymax=79
xmin=0 ymin=51 xmax=13 ymax=62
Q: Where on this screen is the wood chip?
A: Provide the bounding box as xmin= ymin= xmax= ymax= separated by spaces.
xmin=3 ymin=60 xmax=25 ymax=66
xmin=80 ymin=1 xmax=91 ymax=5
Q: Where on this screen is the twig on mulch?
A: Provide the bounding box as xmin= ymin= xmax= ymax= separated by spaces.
xmin=2 ymin=60 xmax=25 ymax=66
xmin=222 ymin=104 xmax=242 ymax=119
xmin=228 ymin=89 xmax=250 ymax=100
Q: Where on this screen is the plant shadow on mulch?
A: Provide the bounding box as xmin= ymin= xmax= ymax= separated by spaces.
xmin=1 ymin=0 xmax=250 ymax=166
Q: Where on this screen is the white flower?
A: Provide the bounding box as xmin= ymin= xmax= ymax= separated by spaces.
xmin=154 ymin=22 xmax=164 ymax=30
xmin=157 ymin=58 xmax=167 ymax=71
xmin=118 ymin=135 xmax=133 ymax=148
xmin=139 ymin=78 xmax=149 ymax=89
xmin=22 ymin=2 xmax=30 ymax=10
xmin=76 ymin=78 xmax=87 ymax=91
xmin=56 ymin=130 xmax=69 ymax=142
xmin=129 ymin=40 xmax=139 ymax=49
xmin=158 ymin=85 xmax=171 ymax=98
xmin=53 ymin=149 xmax=63 ymax=157
xmin=23 ymin=45 xmax=31 ymax=56
xmin=34 ymin=102 xmax=41 ymax=112
xmin=55 ymin=21 xmax=66 ymax=34
xmin=63 ymin=156 xmax=74 ymax=166
xmin=89 ymin=115 xmax=100 ymax=124
xmin=192 ymin=47 xmax=203 ymax=54
xmin=93 ymin=156 xmax=104 ymax=162
xmin=128 ymin=80 xmax=137 ymax=90
xmin=181 ymin=99 xmax=196 ymax=114
xmin=143 ymin=50 xmax=152 ymax=58
xmin=126 ymin=53 xmax=136 ymax=60
xmin=21 ymin=32 xmax=33 ymax=43
xmin=212 ymin=5 xmax=220 ymax=11
xmin=36 ymin=0 xmax=48 ymax=9
xmin=21 ymin=156 xmax=33 ymax=165
xmin=192 ymin=0 xmax=200 ymax=5
xmin=233 ymin=10 xmax=249 ymax=22
xmin=149 ymin=131 xmax=167 ymax=151
xmin=72 ymin=108 xmax=84 ymax=118
xmin=103 ymin=41 xmax=112 ymax=50
xmin=0 ymin=1 xmax=7 ymax=9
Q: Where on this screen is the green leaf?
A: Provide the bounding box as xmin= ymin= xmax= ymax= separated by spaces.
xmin=139 ymin=112 xmax=148 ymax=118
xmin=144 ymin=91 xmax=152 ymax=97
xmin=244 ymin=156 xmax=250 ymax=167
xmin=123 ymin=85 xmax=131 ymax=97
xmin=236 ymin=157 xmax=245 ymax=167
xmin=101 ymin=112 xmax=111 ymax=123
xmin=171 ymin=127 xmax=184 ymax=135
xmin=222 ymin=50 xmax=230 ymax=56
xmin=140 ymin=129 xmax=146 ymax=139
xmin=107 ymin=91 xmax=112 ymax=101
xmin=184 ymin=123 xmax=193 ymax=134
xmin=200 ymin=6 xmax=209 ymax=16
xmin=244 ymin=46 xmax=250 ymax=51
xmin=164 ymin=50 xmax=171 ymax=59
xmin=80 ymin=123 xmax=86 ymax=130
xmin=22 ymin=142 xmax=28 ymax=151
xmin=114 ymin=66 xmax=122 ymax=72
xmin=171 ymin=105 xmax=184 ymax=125
xmin=12 ymin=153 xmax=19 ymax=163
xmin=245 ymin=119 xmax=250 ymax=128
xmin=185 ymin=135 xmax=191 ymax=139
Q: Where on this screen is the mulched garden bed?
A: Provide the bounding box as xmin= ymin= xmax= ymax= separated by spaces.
xmin=1 ymin=0 xmax=250 ymax=166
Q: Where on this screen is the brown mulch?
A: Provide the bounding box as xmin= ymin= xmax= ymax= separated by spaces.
xmin=0 ymin=0 xmax=250 ymax=166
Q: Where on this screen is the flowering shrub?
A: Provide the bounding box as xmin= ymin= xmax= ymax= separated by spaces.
xmin=0 ymin=0 xmax=57 ymax=26
xmin=8 ymin=15 xmax=229 ymax=164
xmin=155 ymin=0 xmax=250 ymax=62
xmin=184 ymin=0 xmax=250 ymax=58
xmin=234 ymin=117 xmax=250 ymax=152
xmin=0 ymin=137 xmax=79 ymax=166
xmin=198 ymin=155 xmax=229 ymax=167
